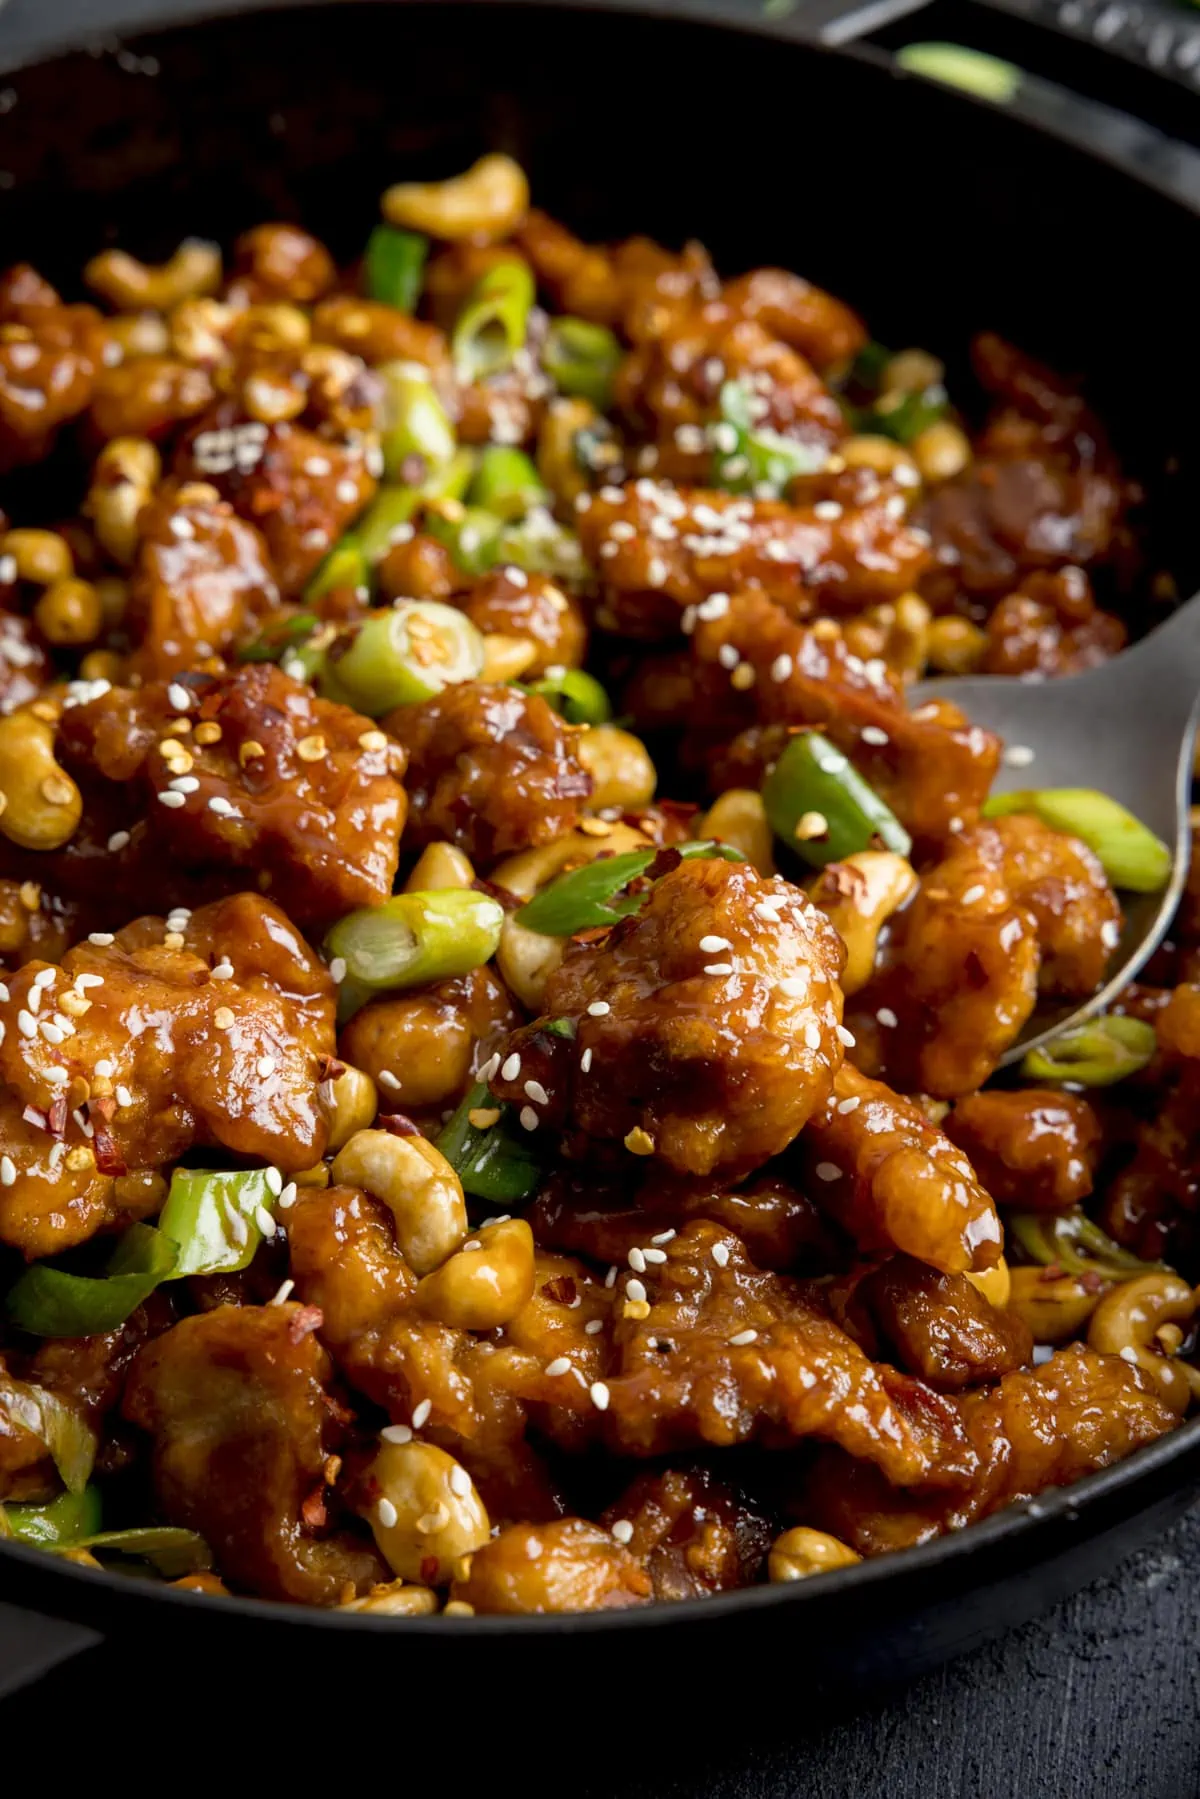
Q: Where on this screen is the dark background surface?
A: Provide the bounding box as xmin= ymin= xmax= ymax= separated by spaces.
xmin=1 ymin=2 xmax=1199 ymax=1792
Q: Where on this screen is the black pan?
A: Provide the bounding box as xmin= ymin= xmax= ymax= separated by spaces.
xmin=2 ymin=0 xmax=1200 ymax=1704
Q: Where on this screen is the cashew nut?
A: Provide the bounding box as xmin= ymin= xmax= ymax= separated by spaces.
xmin=480 ymin=632 xmax=539 ymax=684
xmin=493 ymin=821 xmax=649 ymax=1008
xmin=768 ymin=1526 xmax=862 ymax=1582
xmin=808 ymin=850 xmax=918 ymax=994
xmin=85 ymin=239 xmax=222 ymax=311
xmin=928 ymin=615 xmax=987 ymax=676
xmin=1008 ymin=1266 xmax=1104 ymax=1345
xmin=33 ymin=578 xmax=103 ymax=648
xmin=365 ymin=1438 xmax=490 ymax=1585
xmin=403 ymin=842 xmax=476 ymax=893
xmin=84 ymin=437 xmax=162 ymax=566
xmin=0 ymin=709 xmax=83 ymax=851
xmin=576 ymin=724 xmax=656 ymax=811
xmin=382 ymin=153 xmax=530 ymax=243
xmin=695 ymin=789 xmax=775 ymax=876
xmin=331 ymin=1128 xmax=467 ymax=1275
xmin=325 ymin=1063 xmax=379 ymax=1153
xmin=911 ymin=419 xmax=972 ymax=485
xmin=1087 ymin=1272 xmax=1200 ymax=1415
xmin=339 ymin=1581 xmax=439 ymax=1616
xmin=0 ymin=529 xmax=73 ymax=587
xmin=415 ymin=1217 xmax=536 ymax=1330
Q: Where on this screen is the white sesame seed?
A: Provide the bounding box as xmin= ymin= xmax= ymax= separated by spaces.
xmin=75 ymin=973 xmax=104 ymax=990
xmin=449 ymin=1466 xmax=472 ymax=1498
xmin=876 ymin=1007 xmax=899 ymax=1028
xmin=523 ymin=1079 xmax=550 ymax=1105
xmin=411 ymin=1399 xmax=432 ymax=1430
xmin=328 ymin=957 xmax=347 ymax=984
xmin=1004 ymin=744 xmax=1035 ymax=767
xmin=33 ymin=969 xmax=56 ymax=990
xmin=207 ymin=796 xmax=235 ymax=817
xmin=696 ymin=592 xmax=730 ymax=621
xmin=106 ymin=831 xmax=131 ymax=853
xmin=519 ymin=1105 xmax=539 ymax=1131
xmin=168 ymin=775 xmax=200 ymax=794
xmin=836 ymin=1025 xmax=856 ymax=1047
xmin=779 ymin=977 xmax=809 ymax=998
xmin=501 ymin=1052 xmax=522 ymax=1081
xmin=585 ymin=1318 xmax=604 ymax=1334
xmin=586 ymin=1001 xmax=610 ymax=1017
xmin=256 ymin=1055 xmax=276 ymax=1078
xmin=17 ymin=1010 xmax=36 ymax=1038
xmin=642 ymin=1248 xmax=667 ymax=1264
xmin=89 ymin=933 xmax=116 ymax=948
xmin=605 ymin=1265 xmax=618 ymax=1288
xmin=712 ymin=1242 xmax=730 ymax=1267
xmin=263 ymin=1168 xmax=283 ymax=1197
xmin=580 ymin=1047 xmax=593 ymax=1073
xmin=837 ymin=1095 xmax=861 ymax=1114
xmin=589 ymin=1381 xmax=610 ymax=1412
xmin=770 ymin=654 xmax=794 ymax=683
xmin=277 ymin=1182 xmax=297 ymax=1210
xmin=478 ymin=1051 xmax=501 ymax=1083
xmin=729 ymin=1329 xmax=759 ymax=1346
xmin=626 ymin=1278 xmax=647 ymax=1303
xmin=43 ymin=1068 xmax=69 ymax=1087
xmin=544 ymin=1357 xmax=572 ymax=1377
xmin=254 ymin=1204 xmax=276 ymax=1238
xmin=0 ymin=982 xmax=7 ymax=1002
xmin=628 ymin=1246 xmax=646 ymax=1273
xmin=115 ymin=1085 xmax=134 ymax=1108
xmin=269 ymin=1278 xmax=295 ymax=1306
xmin=381 ymin=1424 xmax=413 ymax=1444
xmin=704 ymin=962 xmax=734 ymax=976
xmin=377 ymin=1498 xmax=399 ymax=1529
xmin=699 ymin=935 xmax=731 ymax=953
xmin=167 ymin=683 xmax=192 ymax=712
xmin=211 ymin=961 xmax=234 ymax=980
xmin=0 ymin=1156 xmax=14 ymax=1187
xmin=860 ymin=726 xmax=889 ymax=746
xmin=157 ymin=790 xmax=187 ymax=809
xmin=40 ymin=1022 xmax=65 ymax=1045
xmin=813 ymin=500 xmax=843 ymax=521
xmin=961 ymin=884 xmax=986 ymax=906
xmin=650 ymin=1229 xmax=676 ymax=1245
xmin=803 ymin=1020 xmax=822 ymax=1050
xmin=611 ymin=1520 xmax=634 ymax=1544
xmin=95 ymin=1059 xmax=114 ymax=1078
xmin=816 ymin=1162 xmax=842 ymax=1182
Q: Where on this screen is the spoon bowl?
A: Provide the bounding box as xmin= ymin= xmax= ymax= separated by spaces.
xmin=909 ymin=593 xmax=1200 ymax=1064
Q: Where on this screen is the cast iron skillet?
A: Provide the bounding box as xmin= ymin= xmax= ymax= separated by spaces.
xmin=1 ymin=0 xmax=1200 ymax=1700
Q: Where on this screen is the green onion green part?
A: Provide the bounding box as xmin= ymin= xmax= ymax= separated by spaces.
xmin=468 ymin=446 xmax=549 ymax=519
xmin=321 ymin=599 xmax=484 ymax=716
xmin=516 ymin=839 xmax=743 ymax=937
xmin=327 ymin=889 xmax=505 ymax=1013
xmin=712 ymin=379 xmax=827 ymax=495
xmin=1009 ymin=1208 xmax=1169 ymax=1280
xmin=525 ymin=667 xmax=612 ymax=726
xmin=762 ymin=731 xmax=912 ymax=867
xmin=156 ymin=1167 xmax=280 ymax=1280
xmin=5 ymin=1223 xmax=179 ymax=1339
xmin=436 ymin=1081 xmax=544 ymax=1205
xmin=982 ymin=788 xmax=1172 ymax=893
xmin=542 ymin=316 xmax=622 ymax=409
xmin=452 ymin=257 xmax=535 ymax=384
xmin=0 ymin=1484 xmax=103 ymax=1547
xmin=1020 ymin=1014 xmax=1158 ymax=1087
xmin=51 ymin=1526 xmax=214 ymax=1576
xmin=364 ymin=224 xmax=429 ymax=312
xmin=896 ymin=42 xmax=1022 ymax=104
xmin=377 ymin=361 xmax=457 ymax=483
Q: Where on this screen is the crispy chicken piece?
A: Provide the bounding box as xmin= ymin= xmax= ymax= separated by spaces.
xmin=982 ymin=568 xmax=1126 ymax=678
xmin=230 ymin=224 xmax=337 ymax=304
xmin=0 ymin=892 xmax=334 ymax=1257
xmin=384 ymin=682 xmax=590 ymax=866
xmin=0 ymin=265 xmax=108 ymax=469
xmin=338 ymin=966 xmax=519 ymax=1118
xmin=947 ymin=1089 xmax=1100 ymax=1212
xmin=858 ymin=1255 xmax=1032 ymax=1390
xmin=492 ymin=857 xmax=846 ymax=1177
xmin=600 ymin=1466 xmax=774 ymax=1601
xmin=455 ymin=567 xmax=587 ymax=674
xmin=799 ymin=1064 xmax=1003 ymax=1276
xmin=127 ymin=484 xmax=279 ymax=679
xmin=52 ymin=663 xmax=405 ymax=931
xmin=804 ymin=1347 xmax=1177 ymax=1555
xmin=123 ymin=1302 xmax=386 ymax=1604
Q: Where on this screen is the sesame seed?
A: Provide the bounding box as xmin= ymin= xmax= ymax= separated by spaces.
xmin=157 ymin=790 xmax=187 ymax=809
xmin=523 ymin=1079 xmax=550 ymax=1105
xmin=378 ymin=1070 xmax=401 ymax=1091
xmin=770 ymin=653 xmax=794 ymax=683
xmin=17 ymin=1011 xmax=36 ymax=1038
xmin=168 ymin=775 xmax=200 ymax=794
xmin=836 ymin=1025 xmax=856 ymax=1047
xmin=794 ymin=811 xmax=828 ymax=843
xmin=1004 ymin=744 xmax=1035 ymax=767
xmin=650 ymin=1229 xmax=676 ymax=1245
xmin=0 ymin=983 xmax=7 ymax=1002
xmin=729 ymin=1329 xmax=759 ymax=1346
xmin=277 ymin=1182 xmax=297 ymax=1210
xmin=779 ymin=976 xmax=809 ymax=998
xmin=501 ymin=1052 xmax=522 ymax=1082
xmin=95 ymin=1059 xmax=114 ymax=1078
xmin=255 ymin=1204 xmax=276 ymax=1237
xmin=877 ymin=1007 xmax=899 ymax=1028
xmin=860 ymin=726 xmax=889 ymax=746
xmin=106 ymin=831 xmax=131 ymax=853
xmin=605 ymin=1265 xmax=618 ymax=1288
xmin=256 ymin=1055 xmax=276 ymax=1078
xmin=704 ymin=962 xmax=734 ymax=976
xmin=544 ymin=1357 xmax=572 ymax=1377
xmin=449 ymin=1466 xmax=472 ymax=1497
xmin=813 ymin=500 xmax=843 ymax=521
xmin=837 ymin=1095 xmax=861 ymax=1114
xmin=586 ymin=1001 xmax=610 ymax=1017
xmin=696 ymin=592 xmax=730 ymax=621
xmin=380 ymin=1424 xmax=413 ymax=1444
xmin=377 ymin=1498 xmax=398 ymax=1529
xmin=40 ymin=1022 xmax=64 ymax=1045
xmin=585 ymin=1318 xmax=604 ymax=1334
xmin=167 ymin=683 xmax=192 ymax=712
xmin=269 ymin=1278 xmax=295 ymax=1306
xmin=803 ymin=1020 xmax=821 ymax=1050
xmin=211 ymin=961 xmax=234 ymax=980
xmin=478 ymin=1051 xmax=501 ymax=1083
xmin=626 ymin=1278 xmax=647 ymax=1303
xmin=699 ymin=935 xmax=731 ymax=953
xmin=611 ymin=1520 xmax=634 ymax=1545
xmin=208 ymin=796 xmax=236 ymax=817
xmin=589 ymin=1381 xmax=610 ymax=1412
xmin=411 ymin=1399 xmax=432 ymax=1430
xmin=328 ymin=957 xmax=347 ymax=984
xmin=0 ymin=1157 xmax=14 ymax=1186
xmin=718 ymin=643 xmax=739 ymax=670
xmin=518 ymin=1105 xmax=539 ymax=1131
xmin=628 ymin=1246 xmax=647 ymax=1273
xmin=115 ymin=1084 xmax=134 ymax=1108
xmin=642 ymin=1247 xmax=667 ymax=1264
xmin=712 ymin=1242 xmax=730 ymax=1267
xmin=961 ymin=884 xmax=985 ymax=906
xmin=43 ymin=1068 xmax=69 ymax=1087
xmin=580 ymin=1047 xmax=593 ymax=1073
xmin=264 ymin=1167 xmax=283 ymax=1197
xmin=75 ymin=974 xmax=104 ymax=991
xmin=816 ymin=1162 xmax=842 ymax=1182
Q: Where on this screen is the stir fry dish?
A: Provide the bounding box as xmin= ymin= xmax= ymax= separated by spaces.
xmin=1 ymin=154 xmax=1197 ymax=1618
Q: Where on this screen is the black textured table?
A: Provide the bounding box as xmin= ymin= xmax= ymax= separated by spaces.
xmin=2 ymin=2 xmax=1200 ymax=1790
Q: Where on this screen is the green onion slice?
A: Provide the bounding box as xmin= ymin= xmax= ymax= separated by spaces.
xmin=542 ymin=317 xmax=622 ymax=410
xmin=238 ymin=612 xmax=322 ymax=664
xmin=452 ymin=257 xmax=535 ymax=384
xmin=51 ymin=1526 xmax=214 ymax=1576
xmin=468 ymin=445 xmax=549 ymax=519
xmin=5 ymin=1224 xmax=179 ymax=1340
xmin=321 ymin=600 xmax=484 ymax=716
xmin=1 ymin=1484 xmax=103 ymax=1547
xmin=436 ymin=1080 xmax=544 ymax=1205
xmin=364 ymin=224 xmax=429 ymax=313
xmin=762 ymin=730 xmax=911 ymax=867
xmin=327 ymin=890 xmax=505 ymax=1004
xmin=982 ymin=788 xmax=1171 ymax=893
xmin=712 ymin=379 xmax=827 ymax=496
xmin=1021 ymin=1014 xmax=1157 ymax=1087
xmin=157 ymin=1167 xmax=280 ymax=1280
xmin=524 ymin=668 xmax=612 ymax=726
xmin=516 ymin=840 xmax=743 ymax=937
xmin=1008 ymin=1208 xmax=1169 ymax=1281
xmin=896 ymin=43 xmax=1022 ymax=105
xmin=377 ymin=361 xmax=457 ymax=483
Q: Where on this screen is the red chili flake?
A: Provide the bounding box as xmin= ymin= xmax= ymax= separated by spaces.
xmin=541 ymin=1274 xmax=577 ymax=1306
xmin=379 ymin=1112 xmax=420 ymax=1138
xmin=91 ymin=1124 xmax=127 ymax=1177
xmin=301 ymin=1486 xmax=328 ymax=1529
xmin=646 ymin=845 xmax=684 ymax=881
xmin=89 ymin=1094 xmax=116 ymax=1124
xmin=317 ymin=1054 xmax=347 ymax=1082
xmin=287 ymin=1303 xmax=325 ymax=1343
xmin=420 ymin=1555 xmax=440 ymax=1586
xmin=472 ymin=876 xmax=521 ymax=912
xmin=1079 ymin=1270 xmax=1108 ymax=1294
xmin=46 ymin=1095 xmax=68 ymax=1138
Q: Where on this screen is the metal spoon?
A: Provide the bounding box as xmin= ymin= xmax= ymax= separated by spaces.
xmin=908 ymin=590 xmax=1200 ymax=1064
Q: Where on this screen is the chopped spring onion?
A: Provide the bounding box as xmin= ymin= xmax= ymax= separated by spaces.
xmin=364 ymin=224 xmax=429 ymax=312
xmin=1 ymin=1484 xmax=102 ymax=1547
xmin=326 ymin=890 xmax=505 ymax=1013
xmin=1009 ymin=1208 xmax=1168 ymax=1281
xmin=5 ymin=1223 xmax=178 ymax=1339
xmin=436 ymin=1080 xmax=543 ymax=1204
xmin=982 ymin=788 xmax=1171 ymax=893
xmin=321 ymin=599 xmax=485 ymax=716
xmin=377 ymin=361 xmax=457 ymax=482
xmin=542 ymin=316 xmax=622 ymax=410
xmin=238 ymin=611 xmax=322 ymax=663
xmin=516 ymin=839 xmax=743 ymax=937
xmin=468 ymin=446 xmax=549 ymax=519
xmin=762 ymin=731 xmax=912 ymax=867
xmin=524 ymin=668 xmax=612 ymax=726
xmin=712 ymin=379 xmax=826 ymax=496
xmin=896 ymin=43 xmax=1022 ymax=105
xmin=451 ymin=257 xmax=535 ymax=384
xmin=1021 ymin=1014 xmax=1158 ymax=1087
xmin=51 ymin=1526 xmax=214 ymax=1576
xmin=157 ymin=1167 xmax=281 ymax=1279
